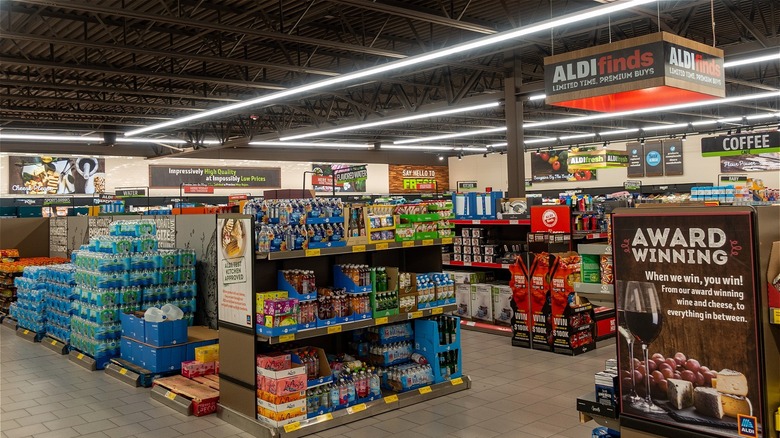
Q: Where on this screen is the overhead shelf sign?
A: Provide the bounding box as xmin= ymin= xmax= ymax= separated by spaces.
xmin=567 ymin=150 xmax=629 ymax=170
xmin=544 ymin=32 xmax=724 ymax=112
xmin=701 ymin=132 xmax=780 ymax=157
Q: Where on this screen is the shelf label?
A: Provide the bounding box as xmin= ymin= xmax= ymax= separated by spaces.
xmin=384 ymin=394 xmax=399 ymax=404
xmin=402 ymin=241 xmax=414 ymax=248
xmin=463 ymin=262 xmax=472 ymax=266
xmin=23 ymin=330 xmax=29 ymax=335
xmin=76 ymin=353 xmax=84 ymax=360
xmin=305 ymin=248 xmax=321 ymax=257
xmin=431 ymin=307 xmax=444 ymax=315
xmin=165 ymin=391 xmax=177 ymax=401
xmin=279 ymin=333 xmax=296 ymax=343
xmin=466 ymin=321 xmax=476 ymax=326
xmin=441 ymin=237 xmax=453 ymax=244
xmin=773 ymin=309 xmax=780 ymax=324
xmin=422 ymin=239 xmax=434 ymax=246
xmin=418 ymin=386 xmax=432 ymax=395
xmin=352 ymin=245 xmax=366 ymax=253
xmin=509 ymin=220 xmax=519 ymax=225
xmin=283 ymin=422 xmax=301 ymax=433
xmin=50 ymin=340 xmax=58 ymax=346
xmin=409 ymin=311 xmax=423 ymax=319
xmin=473 ymin=220 xmax=481 ymax=224
xmin=327 ymin=325 xmax=343 ymax=334
xmin=376 ymin=242 xmax=389 ymax=250
xmin=119 ymin=368 xmax=128 ymax=375
xmin=501 ymin=264 xmax=510 ymax=269
xmin=375 ymin=317 xmax=389 ymax=325
xmin=347 ymin=403 xmax=367 ymax=414
xmin=451 ymin=377 xmax=464 ymax=386
xmin=317 ymin=413 xmax=334 ymax=422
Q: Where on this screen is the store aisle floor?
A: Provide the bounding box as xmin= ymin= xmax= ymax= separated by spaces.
xmin=1 ymin=325 xmax=614 ymax=438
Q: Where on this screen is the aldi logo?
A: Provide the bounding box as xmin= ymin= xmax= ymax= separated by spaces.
xmin=737 ymin=414 xmax=758 ymax=438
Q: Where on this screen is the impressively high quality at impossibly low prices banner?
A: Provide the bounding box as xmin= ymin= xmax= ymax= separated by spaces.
xmin=149 ymin=165 xmax=281 ymax=188
xmin=9 ymin=156 xmax=106 ymax=195
xmin=612 ymin=208 xmax=764 ymax=438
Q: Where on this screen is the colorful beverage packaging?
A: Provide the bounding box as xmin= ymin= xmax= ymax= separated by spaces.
xmin=509 ymin=255 xmax=531 ymax=348
xmin=530 ymin=252 xmax=553 ymax=351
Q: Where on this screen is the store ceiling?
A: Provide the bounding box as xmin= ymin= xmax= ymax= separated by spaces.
xmin=0 ymin=0 xmax=778 ymax=159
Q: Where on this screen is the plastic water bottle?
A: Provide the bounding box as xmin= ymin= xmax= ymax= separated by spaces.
xmin=161 ymin=304 xmax=184 ymax=321
xmin=144 ymin=307 xmax=167 ymax=322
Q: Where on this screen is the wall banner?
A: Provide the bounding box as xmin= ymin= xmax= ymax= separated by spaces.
xmin=216 ymin=216 xmax=253 ymax=328
xmin=388 ymin=165 xmax=449 ymax=193
xmin=9 ymin=156 xmax=106 ymax=195
xmin=531 ymin=149 xmax=597 ymax=183
xmin=627 ymin=142 xmax=645 ymax=178
xmin=311 ymin=164 xmax=368 ymax=192
xmin=149 ymin=165 xmax=281 ymax=188
xmin=662 ymin=139 xmax=684 ymax=176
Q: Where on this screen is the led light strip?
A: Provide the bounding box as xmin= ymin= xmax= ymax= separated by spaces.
xmin=125 ymin=0 xmax=656 ymax=136
xmin=249 ymin=141 xmax=372 ymax=149
xmin=0 ymin=133 xmax=221 ymax=145
xmin=393 ymin=126 xmax=506 ymax=144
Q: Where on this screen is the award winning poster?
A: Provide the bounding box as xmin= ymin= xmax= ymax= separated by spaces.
xmin=217 ymin=216 xmax=253 ymax=328
xmin=613 ymin=208 xmax=764 ymax=438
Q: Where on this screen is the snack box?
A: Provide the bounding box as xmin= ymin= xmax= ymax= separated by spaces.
xmin=194 ymin=344 xmax=219 ymax=363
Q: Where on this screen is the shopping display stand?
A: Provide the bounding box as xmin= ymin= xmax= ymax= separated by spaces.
xmin=41 ymin=335 xmax=69 ymax=355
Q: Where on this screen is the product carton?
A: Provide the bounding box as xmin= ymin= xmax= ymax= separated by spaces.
xmin=256 ymin=363 xmax=307 ymax=396
xmin=580 ymin=253 xmax=601 ymax=284
xmin=768 ymin=242 xmax=780 ymax=319
xmin=256 ymin=390 xmax=306 ymax=405
xmin=470 ymin=283 xmax=493 ymax=322
xmin=492 ymin=284 xmax=512 ymax=326
xmin=508 ymin=256 xmax=531 ymax=348
xmin=194 ymin=344 xmax=219 ymax=363
xmin=530 ymin=252 xmax=553 ymax=351
xmin=398 ymin=272 xmax=418 ymax=313
xmin=550 ymin=252 xmax=580 ymax=332
xmin=552 ymin=296 xmax=596 ymax=356
xmin=455 ymin=284 xmax=471 ymax=319
xmin=594 ymin=307 xmax=616 ymax=342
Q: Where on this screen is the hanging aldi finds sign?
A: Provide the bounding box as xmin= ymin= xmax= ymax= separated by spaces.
xmin=701 ymin=132 xmax=780 ymax=157
xmin=567 ymin=150 xmax=629 ymax=170
xmin=544 ymin=32 xmax=724 ymax=112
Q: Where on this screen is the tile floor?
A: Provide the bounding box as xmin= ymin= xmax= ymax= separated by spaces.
xmin=1 ymin=324 xmax=616 ymax=438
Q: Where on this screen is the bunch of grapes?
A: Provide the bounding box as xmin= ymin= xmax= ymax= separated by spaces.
xmin=624 ymin=352 xmax=718 ymax=398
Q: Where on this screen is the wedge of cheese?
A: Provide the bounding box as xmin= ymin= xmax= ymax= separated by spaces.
xmin=667 ymin=378 xmax=694 ymax=409
xmin=694 ymin=387 xmax=724 ymax=419
xmin=713 ymin=369 xmax=748 ymax=396
xmin=721 ymin=393 xmax=752 ymax=418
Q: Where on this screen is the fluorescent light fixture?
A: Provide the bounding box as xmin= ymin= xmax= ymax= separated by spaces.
xmin=490 ymin=142 xmax=508 ymax=147
xmin=528 ymin=94 xmax=547 ymax=101
xmin=249 ymin=141 xmax=372 ymax=149
xmin=724 ymin=52 xmax=780 ymax=68
xmin=126 ymin=0 xmax=656 ymax=137
xmin=281 ymin=101 xmax=500 ymax=141
xmin=640 ymin=123 xmax=691 ymax=131
xmin=0 ymin=133 xmax=220 ymax=145
xmin=560 ymin=133 xmax=596 ymax=140
xmin=524 ymin=91 xmax=780 ymax=129
xmin=524 ymin=138 xmax=554 ymax=145
xmin=455 ymin=147 xmax=489 ymax=152
xmin=381 ymin=145 xmax=455 ymax=151
xmin=393 ymin=126 xmax=506 ymax=144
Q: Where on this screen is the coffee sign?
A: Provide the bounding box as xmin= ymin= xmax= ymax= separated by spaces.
xmin=701 ymin=132 xmax=780 ymax=157
xmin=544 ymin=32 xmax=724 ymax=112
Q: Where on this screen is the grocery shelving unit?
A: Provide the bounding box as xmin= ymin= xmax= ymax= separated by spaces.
xmin=218 ymin=215 xmax=470 ymax=437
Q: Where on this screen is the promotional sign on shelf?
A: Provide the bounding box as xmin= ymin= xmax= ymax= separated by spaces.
xmin=217 ymin=216 xmax=253 ymax=328
xmin=149 ymin=165 xmax=281 ymax=188
xmin=530 ymin=205 xmax=571 ymax=233
xmin=612 ymin=208 xmax=764 ymax=438
xmin=544 ymin=32 xmax=724 ymax=112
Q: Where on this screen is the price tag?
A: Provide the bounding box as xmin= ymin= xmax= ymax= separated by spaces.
xmin=352 ymin=245 xmax=366 ymax=253
xmin=402 ymin=241 xmax=414 ymax=248
xmin=283 ymin=422 xmax=301 ymax=433
xmin=384 ymin=394 xmax=399 ymax=404
xmin=409 ymin=311 xmax=423 ymax=319
xmin=23 ymin=330 xmax=29 ymax=335
xmin=451 ymin=377 xmax=464 ymax=386
xmin=165 ymin=391 xmax=177 ymax=400
xmin=375 ymin=317 xmax=388 ymax=325
xmin=327 ymin=325 xmax=343 ymax=334
xmin=773 ymin=308 xmax=780 ymax=324
xmin=376 ymin=242 xmax=389 ymax=250
xmin=317 ymin=413 xmax=334 ymax=422
xmin=77 ymin=353 xmax=84 ymax=360
xmin=509 ymin=220 xmax=519 ymax=225
xmin=466 ymin=321 xmax=476 ymax=327
xmin=418 ymin=386 xmax=432 ymax=394
xmin=463 ymin=262 xmax=471 ymax=266
xmin=473 ymin=220 xmax=481 ymax=224
xmin=422 ymin=239 xmax=434 ymax=246
xmin=441 ymin=237 xmax=453 ymax=244
xmin=279 ymin=333 xmax=296 ymax=343
xmin=305 ymin=248 xmax=321 ymax=257
xmin=347 ymin=403 xmax=367 ymax=414
xmin=119 ymin=368 xmax=128 ymax=375
xmin=50 ymin=340 xmax=58 ymax=346
xmin=431 ymin=307 xmax=443 ymax=315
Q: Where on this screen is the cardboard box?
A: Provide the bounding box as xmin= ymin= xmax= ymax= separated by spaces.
xmin=530 ymin=252 xmax=553 ymax=351
xmin=256 ymin=353 xmax=292 ymax=371
xmin=120 ymin=312 xmax=146 ymax=341
xmin=594 ymin=307 xmax=616 ymax=342
xmin=194 ymin=345 xmax=219 ymax=363
xmin=120 ymin=312 xmax=188 ymax=346
xmin=455 ymin=284 xmax=471 ymax=319
xmin=256 ymin=390 xmax=306 ymax=405
xmin=181 ymin=360 xmax=216 ymax=378
xmin=257 ymin=413 xmax=306 ymax=428
xmin=508 ymin=257 xmax=532 ymax=348
xmin=580 ymin=254 xmax=601 ymax=284
xmin=492 ymin=284 xmax=513 ymax=326
xmin=123 ymin=337 xmax=186 ymax=372
xmin=256 ymin=397 xmax=306 ymax=413
xmin=470 ymin=283 xmax=493 ymax=322
xmin=768 ymin=241 xmax=780 ymax=313
xmin=256 ymin=363 xmax=307 ymax=396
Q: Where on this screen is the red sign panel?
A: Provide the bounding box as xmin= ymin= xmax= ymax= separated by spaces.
xmin=183 ymin=185 xmax=214 ymax=194
xmin=530 ymin=205 xmax=571 ymax=233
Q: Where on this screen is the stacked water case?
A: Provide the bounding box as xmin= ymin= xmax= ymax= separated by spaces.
xmin=43 ymin=264 xmax=78 ymax=342
xmin=70 ymin=220 xmax=198 ymax=367
xmin=10 ymin=266 xmax=49 ymax=334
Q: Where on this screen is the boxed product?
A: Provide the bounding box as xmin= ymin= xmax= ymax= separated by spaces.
xmin=195 ymin=344 xmax=219 ymax=363
xmin=256 ymin=353 xmax=292 ymax=371
xmin=257 ymin=389 xmax=306 ymax=405
xmin=600 ymin=255 xmax=613 ymax=285
xmin=509 ymin=257 xmax=531 ymax=348
xmin=455 ymin=284 xmax=471 ymax=319
xmin=181 ymin=360 xmax=216 ymax=378
xmin=552 ymin=297 xmax=595 ymax=356
xmin=491 ymin=284 xmax=512 ymax=326
xmin=580 ymin=253 xmax=601 ymax=284
xmin=444 ymin=270 xmax=486 ymax=285
xmin=398 ymin=272 xmax=418 ymax=313
xmin=594 ymin=307 xmax=616 ymax=342
xmin=256 ymin=363 xmax=307 ymax=396
xmin=470 ymin=283 xmax=493 ymax=322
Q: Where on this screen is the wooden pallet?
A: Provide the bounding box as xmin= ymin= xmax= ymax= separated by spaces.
xmin=152 ymin=375 xmax=220 ymax=417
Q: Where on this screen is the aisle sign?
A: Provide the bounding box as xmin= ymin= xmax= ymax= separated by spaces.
xmin=217 ymin=216 xmax=253 ymax=328
xmin=612 ymin=207 xmax=764 ymax=437
xmin=701 ymin=132 xmax=780 ymax=157
xmin=643 ymin=140 xmax=665 ymax=177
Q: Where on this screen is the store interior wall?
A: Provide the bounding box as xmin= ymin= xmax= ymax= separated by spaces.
xmin=448 ymin=133 xmax=780 ymax=192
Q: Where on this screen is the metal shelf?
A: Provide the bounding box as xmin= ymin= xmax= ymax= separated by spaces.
xmin=256 ymin=238 xmax=452 ymax=260
xmin=443 ymin=261 xmax=510 ymax=270
xmin=256 ymin=304 xmax=457 ymax=344
xmin=450 ymin=219 xmax=530 ymax=225
xmin=217 ymin=376 xmax=472 ymax=438
xmin=573 ymin=283 xmax=614 ymax=295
